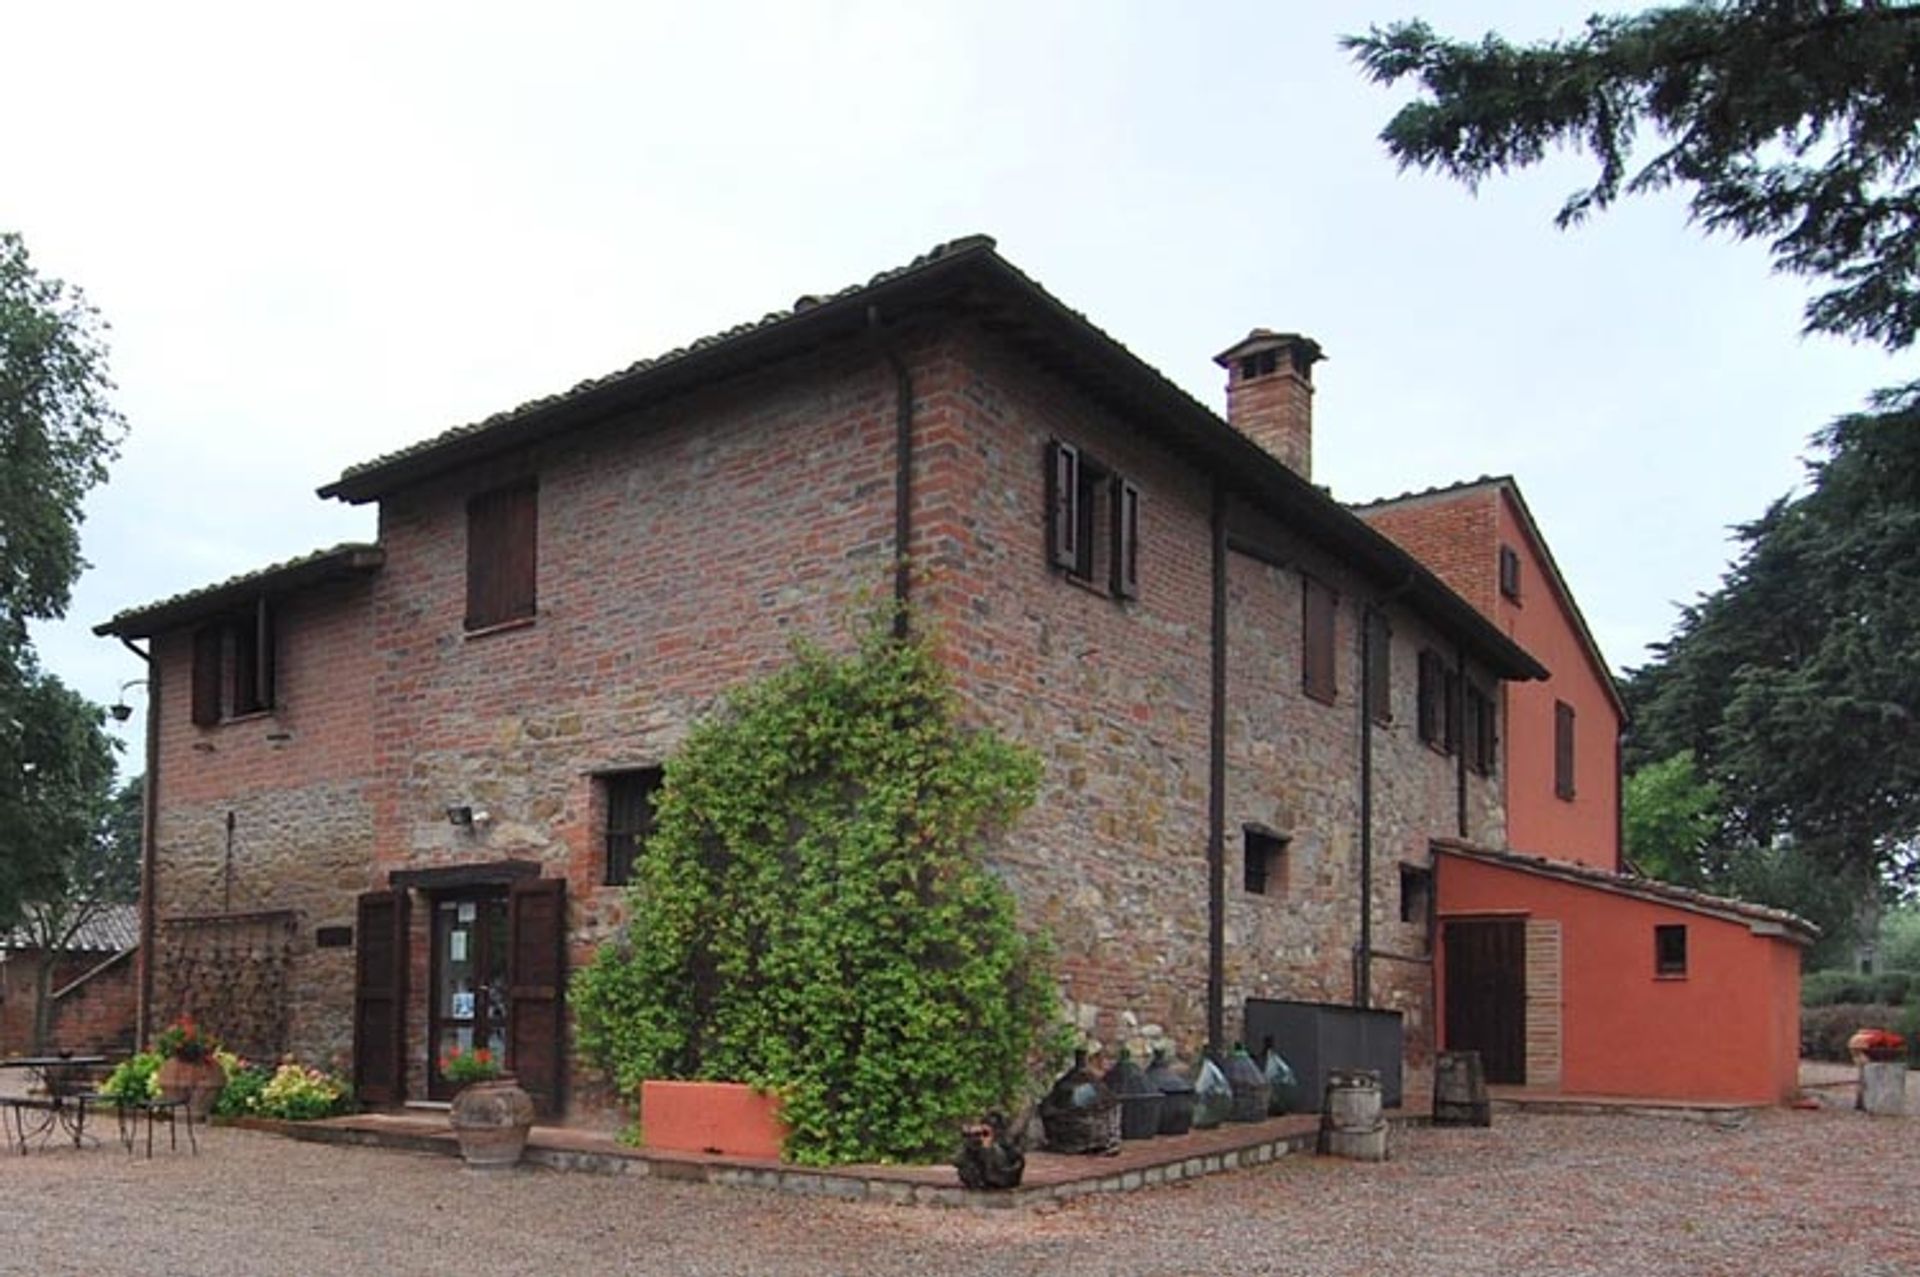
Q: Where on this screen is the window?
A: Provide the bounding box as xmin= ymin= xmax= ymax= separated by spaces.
xmin=1655 ymin=924 xmax=1688 ymax=977
xmin=466 ymin=482 xmax=537 ymax=631
xmin=190 ymin=601 xmax=276 ymax=726
xmin=1499 ymin=544 xmax=1522 ymax=601
xmin=1417 ymin=650 xmax=1459 ymax=753
xmin=1243 ymin=827 xmax=1287 ymax=895
xmin=1302 ymin=577 xmax=1337 ymax=704
xmin=603 ymin=767 xmax=664 ymax=887
xmin=1464 ymin=683 xmax=1497 ymax=775
xmin=1399 ymin=863 xmax=1433 ymax=927
xmin=1554 ymin=700 xmax=1577 ymax=799
xmin=1045 ymin=441 xmax=1140 ymax=599
xmin=1364 ymin=610 xmax=1391 ymax=725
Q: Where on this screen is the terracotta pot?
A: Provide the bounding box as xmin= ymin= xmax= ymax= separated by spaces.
xmin=449 ymin=1076 xmax=536 ymax=1170
xmin=156 ymin=1055 xmax=225 ymax=1121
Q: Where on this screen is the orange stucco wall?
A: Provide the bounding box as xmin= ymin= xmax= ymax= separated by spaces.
xmin=1492 ymin=490 xmax=1621 ymax=870
xmin=1437 ymin=852 xmax=1803 ymax=1104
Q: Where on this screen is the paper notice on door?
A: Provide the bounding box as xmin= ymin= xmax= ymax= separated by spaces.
xmin=457 ymin=902 xmax=476 ymax=923
xmin=450 ymin=931 xmax=468 ymax=962
xmin=451 ymin=991 xmax=475 ymax=1019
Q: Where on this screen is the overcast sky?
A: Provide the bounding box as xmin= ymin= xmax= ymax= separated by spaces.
xmin=5 ymin=1 xmax=1903 ymax=760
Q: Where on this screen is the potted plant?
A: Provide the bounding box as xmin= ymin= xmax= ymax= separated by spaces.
xmin=442 ymin=1047 xmax=535 ymax=1170
xmin=154 ymin=1016 xmax=226 ymax=1120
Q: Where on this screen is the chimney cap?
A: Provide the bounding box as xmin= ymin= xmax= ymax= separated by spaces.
xmin=1213 ymin=329 xmax=1325 ymax=370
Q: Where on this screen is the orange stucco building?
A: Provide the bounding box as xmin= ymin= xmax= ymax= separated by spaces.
xmin=1357 ymin=477 xmax=1622 ymax=870
xmin=1358 ymin=478 xmax=1812 ymax=1104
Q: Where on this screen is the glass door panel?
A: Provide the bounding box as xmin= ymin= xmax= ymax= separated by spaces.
xmin=429 ymin=892 xmax=508 ymax=1098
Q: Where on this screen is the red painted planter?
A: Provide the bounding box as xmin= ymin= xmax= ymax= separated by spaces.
xmin=640 ymin=1080 xmax=788 ymax=1160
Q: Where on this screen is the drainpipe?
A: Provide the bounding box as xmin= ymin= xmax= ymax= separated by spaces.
xmin=1357 ymin=609 xmax=1375 ymax=1009
xmin=868 ymin=306 xmax=914 ymax=639
xmin=1206 ymin=480 xmax=1228 ymax=1050
xmin=119 ymin=634 xmax=159 ymax=1047
xmin=1614 ymin=725 xmax=1627 ymax=872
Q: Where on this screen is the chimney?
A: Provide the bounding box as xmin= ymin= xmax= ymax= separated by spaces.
xmin=1214 ymin=330 xmax=1324 ymax=479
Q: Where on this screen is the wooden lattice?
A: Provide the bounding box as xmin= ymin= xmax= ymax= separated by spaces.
xmin=156 ymin=910 xmax=297 ymax=1060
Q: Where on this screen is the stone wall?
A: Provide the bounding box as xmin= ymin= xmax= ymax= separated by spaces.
xmin=920 ymin=324 xmax=1506 ymax=1086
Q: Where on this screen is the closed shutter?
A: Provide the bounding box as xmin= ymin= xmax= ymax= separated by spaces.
xmin=191 ymin=626 xmax=223 ymax=726
xmin=353 ymin=889 xmax=410 ymax=1107
xmin=1045 ymin=441 xmax=1080 ymax=573
xmin=508 ymin=877 xmax=567 ymax=1117
xmin=1554 ymin=701 xmax=1577 ymax=798
xmin=467 ymin=483 xmax=538 ymax=630
xmin=1303 ymin=577 xmax=1337 ymax=703
xmin=1111 ymin=478 xmax=1140 ymax=599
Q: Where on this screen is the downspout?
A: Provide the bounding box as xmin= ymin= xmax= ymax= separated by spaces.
xmin=1206 ymin=480 xmax=1228 ymax=1050
xmin=1357 ymin=609 xmax=1375 ymax=1009
xmin=119 ymin=634 xmax=158 ymax=1047
xmin=868 ymin=306 xmax=914 ymax=639
xmin=1614 ymin=724 xmax=1627 ymax=873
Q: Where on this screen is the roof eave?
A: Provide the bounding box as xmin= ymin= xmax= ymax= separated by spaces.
xmin=94 ymin=545 xmax=386 ymax=639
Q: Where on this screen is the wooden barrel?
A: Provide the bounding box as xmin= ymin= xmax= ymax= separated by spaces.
xmin=1433 ymin=1050 xmax=1491 ymax=1127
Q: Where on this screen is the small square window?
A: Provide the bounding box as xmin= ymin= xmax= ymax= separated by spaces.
xmin=1243 ymin=827 xmax=1288 ymax=896
xmin=603 ymin=767 xmax=664 ymax=886
xmin=1399 ymin=864 xmax=1433 ymax=927
xmin=1655 ymin=924 xmax=1688 ymax=977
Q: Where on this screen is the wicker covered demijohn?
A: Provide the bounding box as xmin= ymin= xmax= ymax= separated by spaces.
xmin=1224 ymin=1042 xmax=1271 ymax=1123
xmin=1101 ymin=1048 xmax=1163 ymax=1141
xmin=1143 ymin=1048 xmax=1196 ymax=1135
xmin=1191 ymin=1048 xmax=1233 ymax=1130
xmin=1260 ymin=1036 xmax=1303 ymax=1115
xmin=1039 ymin=1049 xmax=1121 ymax=1154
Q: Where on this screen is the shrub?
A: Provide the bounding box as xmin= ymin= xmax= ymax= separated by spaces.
xmin=212 ymin=1050 xmax=271 ymax=1118
xmin=1801 ymin=1003 xmax=1904 ymax=1061
xmin=573 ymin=616 xmax=1060 ymax=1166
xmin=1802 ymin=969 xmax=1916 ymax=1007
xmin=253 ymin=1063 xmax=351 ymax=1120
xmin=98 ymin=1052 xmax=161 ymax=1103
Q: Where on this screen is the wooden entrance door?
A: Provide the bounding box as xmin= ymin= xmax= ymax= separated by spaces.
xmin=1444 ymin=919 xmax=1527 ymax=1085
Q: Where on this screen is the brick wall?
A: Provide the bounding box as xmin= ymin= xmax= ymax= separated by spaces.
xmin=150 ymin=576 xmax=377 ymax=1068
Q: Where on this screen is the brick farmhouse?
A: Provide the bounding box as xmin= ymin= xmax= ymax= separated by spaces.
xmin=97 ymin=237 xmax=1808 ymax=1116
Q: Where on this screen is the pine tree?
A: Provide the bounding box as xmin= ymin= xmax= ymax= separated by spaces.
xmin=1347 ymin=2 xmax=1920 ymax=351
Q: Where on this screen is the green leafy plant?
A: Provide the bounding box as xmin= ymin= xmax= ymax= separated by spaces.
xmin=574 ymin=614 xmax=1059 ymax=1165
xmin=439 ymin=1046 xmax=502 ymax=1085
xmin=97 ymin=1051 xmax=161 ymax=1103
xmin=253 ymin=1063 xmax=351 ymax=1120
xmin=154 ymin=1015 xmax=219 ymax=1062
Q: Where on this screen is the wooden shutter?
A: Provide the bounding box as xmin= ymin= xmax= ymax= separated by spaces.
xmin=507 ymin=877 xmax=567 ymax=1117
xmin=353 ymin=889 xmax=410 ymax=1107
xmin=466 ymin=482 xmax=538 ymax=630
xmin=1045 ymin=441 xmax=1080 ymax=573
xmin=1364 ymin=610 xmax=1391 ymax=725
xmin=1302 ymin=577 xmax=1336 ymax=703
xmin=1554 ymin=700 xmax=1577 ymax=798
xmin=1416 ymin=651 xmax=1438 ymax=744
xmin=1111 ymin=478 xmax=1140 ymax=599
xmin=191 ymin=626 xmax=223 ymax=726
xmin=1499 ymin=545 xmax=1522 ymax=600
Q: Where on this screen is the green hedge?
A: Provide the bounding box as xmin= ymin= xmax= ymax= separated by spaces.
xmin=1801 ymin=1003 xmax=1907 ymax=1061
xmin=1802 ymin=969 xmax=1916 ymax=1008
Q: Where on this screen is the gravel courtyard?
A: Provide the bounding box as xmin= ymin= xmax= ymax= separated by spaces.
xmin=3 ymin=1103 xmax=1915 ymax=1276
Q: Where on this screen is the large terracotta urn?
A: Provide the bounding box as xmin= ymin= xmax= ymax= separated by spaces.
xmin=156 ymin=1055 xmax=225 ymax=1121
xmin=449 ymin=1076 xmax=536 ymax=1169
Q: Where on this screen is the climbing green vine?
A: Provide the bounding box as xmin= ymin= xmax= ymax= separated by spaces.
xmin=573 ymin=614 xmax=1058 ymax=1165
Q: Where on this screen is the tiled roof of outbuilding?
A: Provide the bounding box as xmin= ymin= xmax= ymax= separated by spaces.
xmin=1432 ymin=838 xmax=1820 ymax=942
xmin=1 ymin=903 xmax=140 ymax=953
